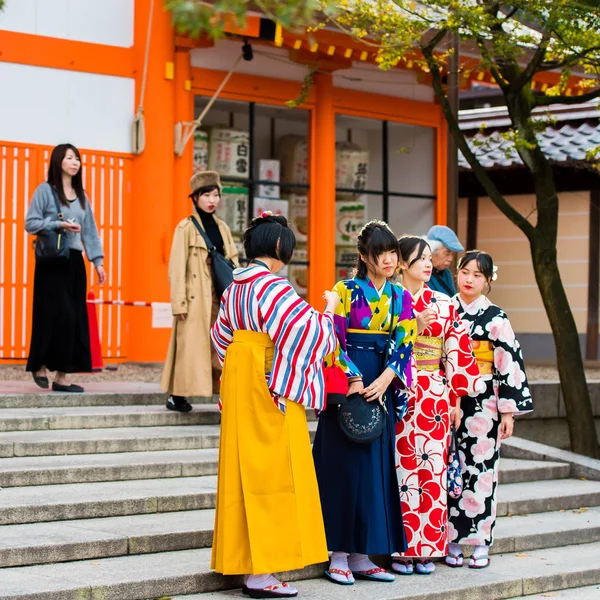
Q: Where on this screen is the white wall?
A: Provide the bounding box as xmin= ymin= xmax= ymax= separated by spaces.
xmin=0 ymin=0 xmax=134 ymax=47
xmin=0 ymin=62 xmax=134 ymax=153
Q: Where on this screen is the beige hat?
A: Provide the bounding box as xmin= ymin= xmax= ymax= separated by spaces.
xmin=189 ymin=171 xmax=222 ymax=195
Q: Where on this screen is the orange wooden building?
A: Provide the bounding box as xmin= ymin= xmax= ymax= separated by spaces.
xmin=0 ymin=1 xmax=449 ymax=363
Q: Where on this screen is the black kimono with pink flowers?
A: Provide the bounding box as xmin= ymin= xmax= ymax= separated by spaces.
xmin=448 ymin=295 xmax=533 ymax=546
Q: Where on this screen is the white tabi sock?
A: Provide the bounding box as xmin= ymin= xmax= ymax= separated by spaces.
xmin=449 ymin=543 xmax=462 ymax=557
xmin=348 ymin=553 xmax=379 ymax=572
xmin=472 ymin=545 xmax=489 ymax=559
xmin=244 ymin=574 xmax=298 ymax=595
xmin=328 ymin=552 xmax=355 ymax=583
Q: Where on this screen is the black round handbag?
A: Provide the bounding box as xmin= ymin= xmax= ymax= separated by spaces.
xmin=338 ymin=392 xmax=387 ymax=444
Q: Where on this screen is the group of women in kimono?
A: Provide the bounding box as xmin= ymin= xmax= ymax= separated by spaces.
xmin=209 ymin=214 xmax=533 ymax=598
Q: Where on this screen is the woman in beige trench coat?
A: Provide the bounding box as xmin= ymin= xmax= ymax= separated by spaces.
xmin=161 ymin=171 xmax=238 ymax=412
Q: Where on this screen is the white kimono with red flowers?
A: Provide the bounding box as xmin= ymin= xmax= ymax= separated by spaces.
xmin=395 ymin=286 xmax=483 ymax=558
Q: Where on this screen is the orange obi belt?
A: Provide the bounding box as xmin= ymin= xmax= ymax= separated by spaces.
xmin=414 ymin=335 xmax=443 ymax=371
xmin=471 ymin=340 xmax=494 ymax=375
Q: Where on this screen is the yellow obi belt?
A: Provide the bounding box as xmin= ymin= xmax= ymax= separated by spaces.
xmin=471 ymin=340 xmax=494 ymax=375
xmin=414 ymin=335 xmax=443 ymax=371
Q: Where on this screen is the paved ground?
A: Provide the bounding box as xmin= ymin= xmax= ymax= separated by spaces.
xmin=3 ymin=362 xmax=600 ymax=383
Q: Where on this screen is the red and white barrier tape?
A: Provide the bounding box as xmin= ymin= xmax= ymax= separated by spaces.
xmin=86 ymin=299 xmax=153 ymax=307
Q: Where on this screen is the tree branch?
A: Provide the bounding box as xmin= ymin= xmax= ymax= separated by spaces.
xmin=534 ymin=87 xmax=600 ymax=107
xmin=511 ymin=29 xmax=551 ymax=91
xmin=420 ymin=42 xmax=537 ymax=241
xmin=475 ymin=36 xmax=508 ymax=89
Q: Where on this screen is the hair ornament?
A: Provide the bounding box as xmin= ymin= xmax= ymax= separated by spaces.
xmin=261 ymin=211 xmax=273 ymax=218
xmin=492 ymin=265 xmax=498 ymax=281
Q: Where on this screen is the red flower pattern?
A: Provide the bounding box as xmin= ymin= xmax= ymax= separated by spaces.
xmin=396 ymin=287 xmax=482 ymax=558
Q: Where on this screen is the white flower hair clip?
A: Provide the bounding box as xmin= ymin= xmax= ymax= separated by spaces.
xmin=492 ymin=265 xmax=498 ymax=281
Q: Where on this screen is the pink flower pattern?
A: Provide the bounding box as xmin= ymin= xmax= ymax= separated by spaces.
xmin=448 ymin=295 xmax=533 ymax=548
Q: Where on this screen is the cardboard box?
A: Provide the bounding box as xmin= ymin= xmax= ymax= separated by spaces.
xmin=336 ymin=142 xmax=369 ymax=197
xmin=208 ymin=128 xmax=250 ymax=178
xmin=336 ymin=200 xmax=366 ymax=245
xmin=289 ymin=247 xmax=308 ymax=297
xmin=254 ymin=198 xmax=288 ymax=219
xmin=258 ymin=159 xmax=281 ymax=198
xmin=277 ymin=135 xmax=309 ymax=185
xmin=216 ymin=186 xmax=249 ymax=235
xmin=193 ymin=130 xmax=209 ymax=173
xmin=287 ymin=194 xmax=309 ymax=243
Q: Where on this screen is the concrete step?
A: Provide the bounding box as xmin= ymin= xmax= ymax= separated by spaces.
xmin=0 ymin=476 xmax=217 ymax=525
xmin=507 ymin=585 xmax=600 ymax=599
xmin=0 ymin=509 xmax=216 ymax=567
xmin=0 ymin=422 xmax=318 ymax=457
xmin=0 ymin=448 xmax=219 ymax=487
xmin=0 ymin=504 xmax=597 ymax=569
xmin=498 ymin=458 xmax=570 ymax=484
xmin=0 ymin=449 xmax=564 ymax=488
xmin=0 ymin=404 xmax=220 ymax=432
xmin=0 ymin=474 xmax=597 ymax=527
xmin=1 ymin=541 xmax=600 ymax=600
xmin=0 ymin=382 xmax=217 ymax=408
xmin=497 ymin=479 xmax=600 ymax=516
xmin=0 ymin=425 xmax=223 ymax=457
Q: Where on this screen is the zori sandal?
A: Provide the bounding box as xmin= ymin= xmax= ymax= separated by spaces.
xmin=324 ymin=568 xmax=355 ymax=585
xmin=468 ymin=555 xmax=491 ymax=569
xmin=242 ymin=582 xmax=299 ymax=598
xmin=352 ymin=567 xmax=395 ymax=582
xmin=391 ymin=559 xmax=414 ymax=575
xmin=445 ymin=552 xmax=464 ymax=568
xmin=415 ymin=559 xmax=435 ymax=574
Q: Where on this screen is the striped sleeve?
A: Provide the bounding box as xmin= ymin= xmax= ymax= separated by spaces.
xmin=210 ymin=290 xmax=234 ymax=366
xmin=257 ymin=277 xmax=336 ymax=409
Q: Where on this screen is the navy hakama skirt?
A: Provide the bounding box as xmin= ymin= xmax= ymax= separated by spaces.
xmin=313 ymin=330 xmax=406 ymax=555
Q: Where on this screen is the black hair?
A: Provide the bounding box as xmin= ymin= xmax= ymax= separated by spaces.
xmin=458 ymin=250 xmax=495 ymax=282
xmin=398 ymin=235 xmax=431 ymax=267
xmin=47 ymin=144 xmax=86 ymax=208
xmin=353 ymin=220 xmax=399 ymax=279
xmin=243 ymin=214 xmax=296 ymax=265
xmin=190 ymin=184 xmax=221 ymax=203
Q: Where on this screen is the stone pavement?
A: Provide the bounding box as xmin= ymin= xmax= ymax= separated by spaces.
xmin=0 ymin=383 xmax=597 ymax=599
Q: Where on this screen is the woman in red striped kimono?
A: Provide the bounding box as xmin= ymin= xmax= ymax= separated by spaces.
xmin=393 ymin=236 xmax=483 ymax=575
xmin=210 ymin=213 xmax=339 ymax=599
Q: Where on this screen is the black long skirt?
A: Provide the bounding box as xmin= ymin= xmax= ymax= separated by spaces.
xmin=313 ymin=331 xmax=406 ymax=555
xmin=26 ymin=250 xmax=92 ymax=374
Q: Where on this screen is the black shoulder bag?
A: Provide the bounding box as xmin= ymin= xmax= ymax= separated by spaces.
xmin=35 ymin=187 xmax=70 ymax=264
xmin=190 ymin=216 xmax=235 ymax=299
xmin=337 ymin=290 xmax=395 ymax=444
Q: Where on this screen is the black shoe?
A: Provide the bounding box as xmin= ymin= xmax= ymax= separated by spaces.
xmin=52 ymin=382 xmax=84 ymax=393
xmin=166 ymin=396 xmax=193 ymax=412
xmin=32 ymin=372 xmax=49 ymax=389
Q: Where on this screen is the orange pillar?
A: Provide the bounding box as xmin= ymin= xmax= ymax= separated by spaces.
xmin=435 ymin=119 xmax=448 ymax=225
xmin=308 ymin=73 xmax=336 ymax=307
xmin=129 ymin=0 xmax=176 ymax=361
xmin=173 ymin=49 xmax=194 ymax=228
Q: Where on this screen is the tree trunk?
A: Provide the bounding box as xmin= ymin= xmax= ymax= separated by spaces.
xmin=530 ymin=237 xmax=599 ymax=458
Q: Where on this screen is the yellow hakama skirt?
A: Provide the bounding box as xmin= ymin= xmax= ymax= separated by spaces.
xmin=211 ymin=330 xmax=328 ymax=575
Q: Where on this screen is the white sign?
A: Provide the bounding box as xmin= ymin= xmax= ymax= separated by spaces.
xmin=151 ymin=302 xmax=173 ymax=329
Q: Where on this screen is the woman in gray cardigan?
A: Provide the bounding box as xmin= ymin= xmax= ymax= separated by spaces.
xmin=25 ymin=144 xmax=105 ymax=393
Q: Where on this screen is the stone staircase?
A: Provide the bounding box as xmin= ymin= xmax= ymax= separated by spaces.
xmin=0 ymin=389 xmax=598 ymax=599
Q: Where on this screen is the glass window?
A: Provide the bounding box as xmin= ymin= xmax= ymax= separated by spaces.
xmin=194 ymin=97 xmax=311 ymax=296
xmin=334 ymin=114 xmax=436 ymax=262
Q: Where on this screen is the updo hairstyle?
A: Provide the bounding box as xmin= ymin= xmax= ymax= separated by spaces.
xmin=243 ymin=214 xmax=296 ymax=265
xmin=354 ymin=220 xmax=399 ymax=279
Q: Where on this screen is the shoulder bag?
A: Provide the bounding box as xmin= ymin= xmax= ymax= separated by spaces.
xmin=35 ymin=187 xmax=70 ymax=264
xmin=190 ymin=216 xmax=235 ymax=299
xmin=337 ymin=289 xmax=395 ymax=444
